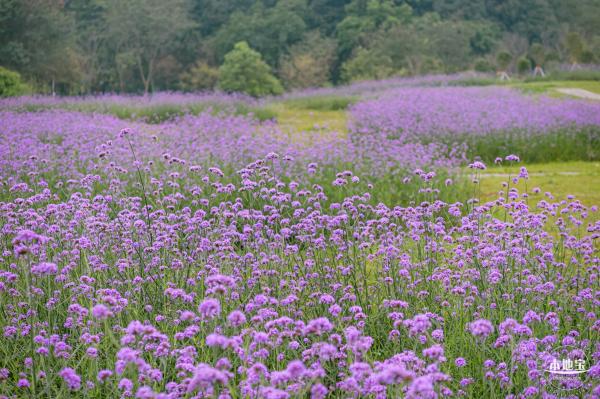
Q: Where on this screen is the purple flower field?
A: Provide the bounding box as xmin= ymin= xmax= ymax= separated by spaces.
xmin=0 ymin=87 xmax=599 ymax=398
xmin=0 ymin=109 xmax=458 ymax=182
xmin=350 ymin=87 xmax=600 ymax=138
xmin=0 ymin=92 xmax=255 ymax=113
xmin=349 ymin=87 xmax=600 ymax=163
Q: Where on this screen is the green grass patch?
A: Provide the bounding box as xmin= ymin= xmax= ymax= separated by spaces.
xmin=448 ymin=77 xmax=600 ymax=97
xmin=246 ymin=106 xmax=278 ymax=121
xmin=510 ymin=80 xmax=600 ymax=96
xmin=267 ymin=103 xmax=347 ymax=133
xmin=478 ymin=161 xmax=600 ymax=210
xmin=280 ymin=95 xmax=359 ymax=111
xmin=447 ymin=77 xmax=499 ymax=87
xmin=524 ymin=69 xmax=600 ymax=82
xmin=460 ymin=127 xmax=600 ymax=164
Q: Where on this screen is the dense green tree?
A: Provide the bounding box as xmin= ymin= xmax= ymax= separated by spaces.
xmin=529 ymin=43 xmax=546 ymax=67
xmin=550 ymin=0 xmax=600 ymax=38
xmin=486 ymin=0 xmax=557 ymax=43
xmin=304 ymin=0 xmax=351 ymax=34
xmin=179 ymin=61 xmax=220 ymax=91
xmin=218 ymin=42 xmax=283 ymax=96
xmin=0 ymin=0 xmax=78 ymax=92
xmin=212 ymin=0 xmax=308 ymax=67
xmin=191 ymin=0 xmax=255 ymax=36
xmin=279 ymin=31 xmax=337 ymax=88
xmin=432 ymin=0 xmax=486 ymax=20
xmin=66 ymin=0 xmax=121 ymax=92
xmin=516 ymin=57 xmax=531 ymax=74
xmin=341 ymin=47 xmax=395 ymax=82
xmin=335 ymin=0 xmax=412 ymax=57
xmin=473 ymin=57 xmax=495 ymax=72
xmin=469 ymin=23 xmax=500 ymax=55
xmin=2 ymin=0 xmax=599 ymax=93
xmin=103 ymin=0 xmax=195 ymax=94
xmin=376 ymin=24 xmax=424 ymax=74
xmin=496 ymin=51 xmax=512 ymax=71
xmin=422 ymin=19 xmax=476 ymax=72
xmin=0 ymin=66 xmax=28 ymax=96
xmin=565 ymin=31 xmax=585 ymax=65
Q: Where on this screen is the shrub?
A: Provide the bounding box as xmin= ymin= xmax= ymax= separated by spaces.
xmin=473 ymin=58 xmax=494 ymax=73
xmin=179 ymin=61 xmax=219 ymax=91
xmin=278 ymin=31 xmax=336 ymax=89
xmin=495 ymin=51 xmax=512 ymax=71
xmin=340 ymin=47 xmax=395 ymax=83
xmin=283 ymin=95 xmax=358 ymax=111
xmin=516 ymin=57 xmax=531 ymax=75
xmin=580 ymin=50 xmax=596 ymax=64
xmin=218 ymin=42 xmax=283 ymax=97
xmin=0 ymin=67 xmax=27 ymax=97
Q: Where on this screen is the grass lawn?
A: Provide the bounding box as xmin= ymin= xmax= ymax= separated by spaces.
xmin=268 ymin=97 xmax=600 ymax=213
xmin=266 ymin=103 xmax=347 ymax=134
xmin=510 ymin=80 xmax=600 ymax=97
xmin=477 ymin=161 xmax=600 ymax=209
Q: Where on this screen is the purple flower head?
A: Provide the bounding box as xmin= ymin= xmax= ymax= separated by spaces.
xmin=97 ymin=369 xmax=113 ymax=382
xmin=59 ymin=367 xmax=81 ymax=391
xmin=187 ymin=363 xmax=229 ymax=393
xmin=119 ymin=128 xmax=132 ymax=138
xmin=198 ymin=298 xmax=221 ymax=320
xmin=286 ymin=360 xmax=306 ymax=379
xmin=406 ymin=376 xmax=437 ymax=399
xmin=311 ymin=383 xmax=328 ymax=399
xmin=17 ymin=378 xmax=30 ymax=388
xmin=31 ymin=262 xmax=58 ymax=276
xmin=468 ymin=161 xmax=486 ymax=170
xmin=227 ymin=310 xmax=246 ymax=327
xmin=469 ymin=319 xmax=494 ymax=338
xmin=91 ymin=304 xmax=113 ymax=320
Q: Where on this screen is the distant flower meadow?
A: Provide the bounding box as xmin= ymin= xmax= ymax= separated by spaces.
xmin=349 ymin=87 xmax=600 ymax=138
xmin=0 ymin=85 xmax=599 ymax=398
xmin=0 ymin=92 xmax=255 ymax=113
xmin=348 ymin=87 xmax=600 ymax=162
xmin=278 ymin=72 xmax=490 ymax=100
xmin=0 ymin=109 xmax=457 ymax=185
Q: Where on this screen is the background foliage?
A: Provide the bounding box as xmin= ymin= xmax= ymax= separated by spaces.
xmin=1 ymin=0 xmax=599 ymax=94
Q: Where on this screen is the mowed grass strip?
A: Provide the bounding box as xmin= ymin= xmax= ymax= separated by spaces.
xmin=265 ymin=103 xmax=348 ymax=135
xmin=477 ymin=161 xmax=600 ymax=211
xmin=510 ymin=80 xmax=600 ymax=97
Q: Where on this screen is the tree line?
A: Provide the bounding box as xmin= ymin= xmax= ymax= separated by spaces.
xmin=1 ymin=0 xmax=599 ymax=96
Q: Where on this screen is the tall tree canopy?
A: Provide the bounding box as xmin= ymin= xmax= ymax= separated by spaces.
xmin=1 ymin=0 xmax=599 ymax=94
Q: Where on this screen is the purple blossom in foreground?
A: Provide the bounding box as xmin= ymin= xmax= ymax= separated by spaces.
xmin=469 ymin=319 xmax=495 ymax=338
xmin=59 ymin=368 xmax=81 ymax=391
xmin=30 ymin=262 xmax=58 ymax=276
xmin=198 ymin=298 xmax=221 ymax=319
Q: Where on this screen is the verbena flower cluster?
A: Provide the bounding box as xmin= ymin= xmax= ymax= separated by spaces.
xmin=0 ymin=92 xmax=254 ymax=115
xmin=0 ymin=109 xmax=457 ymax=183
xmin=0 ymin=89 xmax=599 ymax=398
xmin=277 ymin=72 xmax=488 ymax=101
xmin=349 ymin=87 xmax=600 ymax=138
xmin=348 ymin=87 xmax=600 ymax=162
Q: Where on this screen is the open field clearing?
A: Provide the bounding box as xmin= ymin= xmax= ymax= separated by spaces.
xmin=511 ymin=81 xmax=600 ymax=97
xmin=479 ymin=162 xmax=600 ymax=208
